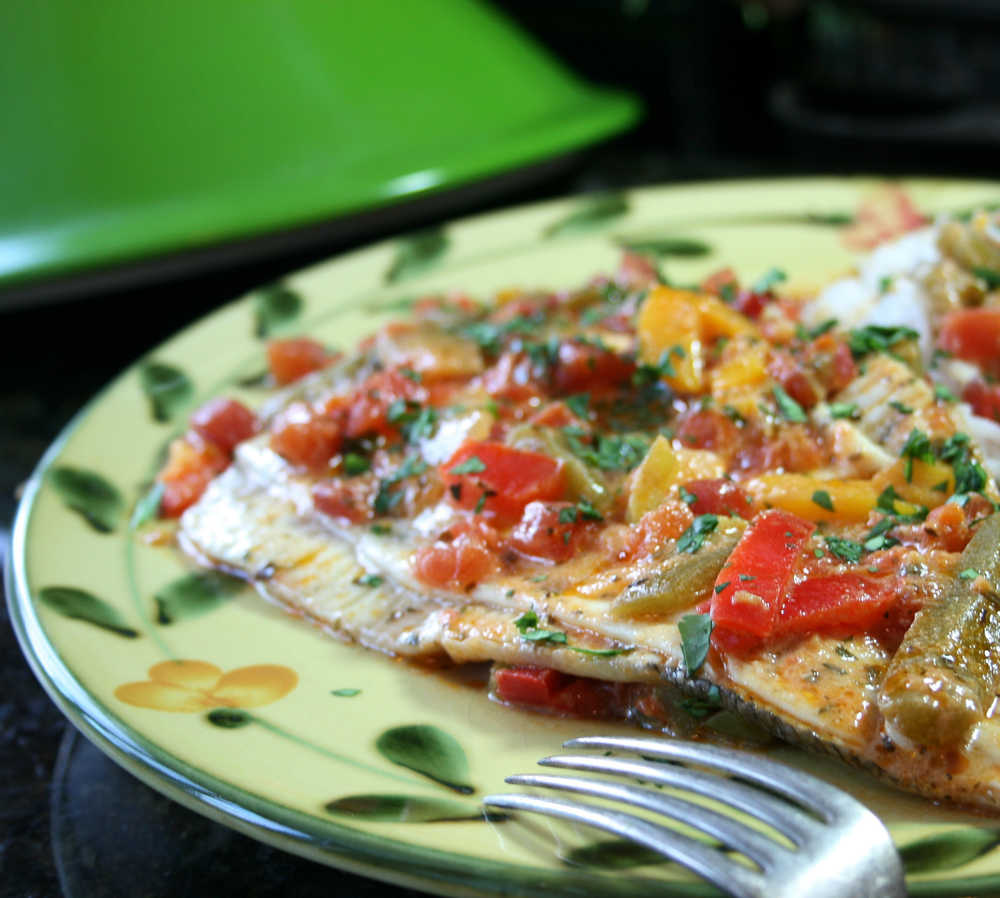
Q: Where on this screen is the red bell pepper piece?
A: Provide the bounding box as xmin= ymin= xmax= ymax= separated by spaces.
xmin=774 ymin=574 xmax=895 ymax=638
xmin=441 ymin=441 xmax=566 ymax=525
xmin=710 ymin=509 xmax=815 ymax=637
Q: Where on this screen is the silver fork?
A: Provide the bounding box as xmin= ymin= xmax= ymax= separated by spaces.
xmin=483 ymin=735 xmax=906 ymax=898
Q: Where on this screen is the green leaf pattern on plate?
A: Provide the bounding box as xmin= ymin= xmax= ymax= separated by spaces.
xmin=37 ymin=586 xmax=139 ymax=638
xmin=154 ymin=571 xmax=246 ymax=624
xmin=614 ymin=236 xmax=711 ymax=257
xmin=385 ymin=229 xmax=448 ymax=283
xmin=205 ymin=709 xmax=253 ymax=729
xmin=140 ymin=361 xmax=193 ymax=422
xmin=543 ymin=192 xmax=628 ymax=237
xmin=324 ymin=795 xmax=490 ymax=823
xmin=900 ymin=828 xmax=1000 ymax=875
xmin=129 ymin=481 xmax=164 ymax=529
xmin=48 ymin=466 xmax=123 ymax=533
xmin=376 ymin=725 xmax=473 ymax=794
xmin=253 ymin=283 xmax=303 ymax=338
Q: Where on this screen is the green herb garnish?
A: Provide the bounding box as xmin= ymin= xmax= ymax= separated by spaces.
xmin=677 ymin=514 xmax=719 ymax=554
xmin=450 ymin=455 xmax=486 ymax=475
xmin=679 ymin=613 xmax=714 ymax=675
xmin=772 ymin=385 xmax=807 ymax=423
xmin=825 ymin=535 xmax=864 ymax=563
xmin=343 ymin=453 xmax=370 ymax=476
xmin=829 ymin=402 xmax=859 ymax=420
xmin=812 ymin=490 xmax=834 ymax=512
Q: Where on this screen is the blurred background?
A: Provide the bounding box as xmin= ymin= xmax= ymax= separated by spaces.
xmin=3 ymin=1 xmax=999 ymax=895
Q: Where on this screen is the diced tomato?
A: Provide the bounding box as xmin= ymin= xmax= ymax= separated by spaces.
xmin=738 ymin=423 xmax=826 ymax=475
xmin=344 ymin=369 xmax=423 ymax=439
xmin=441 ymin=442 xmax=566 ymax=525
xmin=622 ymin=500 xmax=695 ymax=560
xmin=767 ymin=351 xmax=820 ymax=409
xmin=701 ymin=267 xmax=738 ymax=297
xmin=529 ymin=402 xmax=576 ymax=429
xmin=493 ymin=666 xmax=626 ymax=718
xmin=157 ymin=436 xmax=228 ymax=517
xmin=733 ymin=291 xmax=768 ymax=319
xmin=551 ymin=339 xmax=636 ymax=395
xmin=962 ymin=379 xmax=1000 ymax=423
xmin=675 ymin=408 xmax=739 ymax=451
xmin=682 ymin=478 xmax=755 ymax=518
xmin=774 ymin=574 xmax=895 ymax=638
xmin=480 ymin=353 xmax=543 ymax=402
xmin=939 ymin=308 xmax=1000 ymax=379
xmin=311 ymin=478 xmax=371 ymax=524
xmin=806 ymin=334 xmax=856 ymax=396
xmin=413 ymin=530 xmax=499 ymax=590
xmin=189 ymin=398 xmax=257 ymax=455
xmin=270 ymin=402 xmax=343 ymax=470
xmin=923 ymin=501 xmax=974 ymax=553
xmin=493 ymin=666 xmax=567 ymax=705
xmin=507 ymin=501 xmax=595 ymax=563
xmin=616 ymin=251 xmax=660 ymax=288
xmin=711 ymin=509 xmax=815 ymax=638
xmin=266 ymin=338 xmax=330 ymax=386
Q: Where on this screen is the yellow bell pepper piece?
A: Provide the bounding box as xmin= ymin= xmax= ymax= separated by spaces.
xmin=637 ymin=286 xmax=758 ymax=394
xmin=626 ymin=435 xmax=725 ymax=523
xmin=636 ymin=287 xmax=703 ymax=392
xmin=743 ymin=474 xmax=885 ymax=523
xmin=710 ymin=341 xmax=768 ymax=394
xmin=872 ymin=459 xmax=953 ymax=510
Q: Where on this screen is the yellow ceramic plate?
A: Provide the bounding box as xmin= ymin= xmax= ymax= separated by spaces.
xmin=10 ymin=178 xmax=1000 ymax=897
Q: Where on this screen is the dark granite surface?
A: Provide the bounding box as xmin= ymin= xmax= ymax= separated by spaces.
xmin=5 ymin=3 xmax=999 ymax=893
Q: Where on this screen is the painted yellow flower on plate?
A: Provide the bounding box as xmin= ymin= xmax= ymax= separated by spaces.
xmin=115 ymin=660 xmax=297 ymax=712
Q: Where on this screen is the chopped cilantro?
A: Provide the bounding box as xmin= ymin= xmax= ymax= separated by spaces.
xmin=814 ymin=547 xmax=825 ymax=558
xmin=450 ymin=455 xmax=486 ymax=475
xmin=370 ymin=523 xmax=392 ymax=536
xmin=677 ymin=514 xmax=719 ymax=554
xmin=679 ymin=485 xmax=697 ymax=506
xmin=722 ymin=404 xmax=746 ymax=424
xmin=513 ymin=611 xmax=566 ymax=643
xmin=678 ymin=613 xmax=714 ymax=675
xmin=934 ymin=383 xmax=957 ymax=402
xmin=829 ymin=402 xmax=859 ymax=420
xmin=847 ymin=324 xmax=919 ymax=359
xmin=680 ymin=685 xmax=722 ymax=719
xmin=563 ymin=428 xmax=649 ymax=472
xmin=558 ymin=506 xmax=578 ymax=524
xmin=900 ymin=428 xmax=935 ymax=481
xmin=633 ymin=346 xmax=684 ymax=386
xmin=343 ymin=452 xmax=371 ymax=476
xmin=473 ymin=492 xmax=487 ymax=514
xmin=738 ymin=573 xmax=756 ymax=582
xmin=400 ymin=367 xmax=422 ymax=383
xmin=807 ymin=318 xmax=838 ymax=339
xmin=355 ymin=574 xmax=383 ymax=588
xmin=811 ymin=490 xmax=834 ymax=512
xmin=959 ymin=567 xmax=979 ymax=580
xmin=373 ymin=455 xmax=428 ymax=515
xmin=825 ymin=535 xmax=864 ymax=563
xmin=878 ymin=275 xmax=894 ymax=294
xmin=772 ymin=385 xmax=807 ymax=423
xmin=715 ymin=582 xmax=731 ymax=594
xmin=566 ymin=393 xmax=590 ymax=418
xmin=972 ymin=266 xmax=1000 ymax=289
xmin=889 ymin=400 xmax=913 ymax=414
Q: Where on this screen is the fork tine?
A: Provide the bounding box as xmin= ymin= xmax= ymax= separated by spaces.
xmin=483 ymin=791 xmax=765 ymax=898
xmin=540 ymin=753 xmax=819 ymax=844
xmin=505 ymin=772 xmax=786 ymax=869
xmin=564 ymin=736 xmax=860 ymax=822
